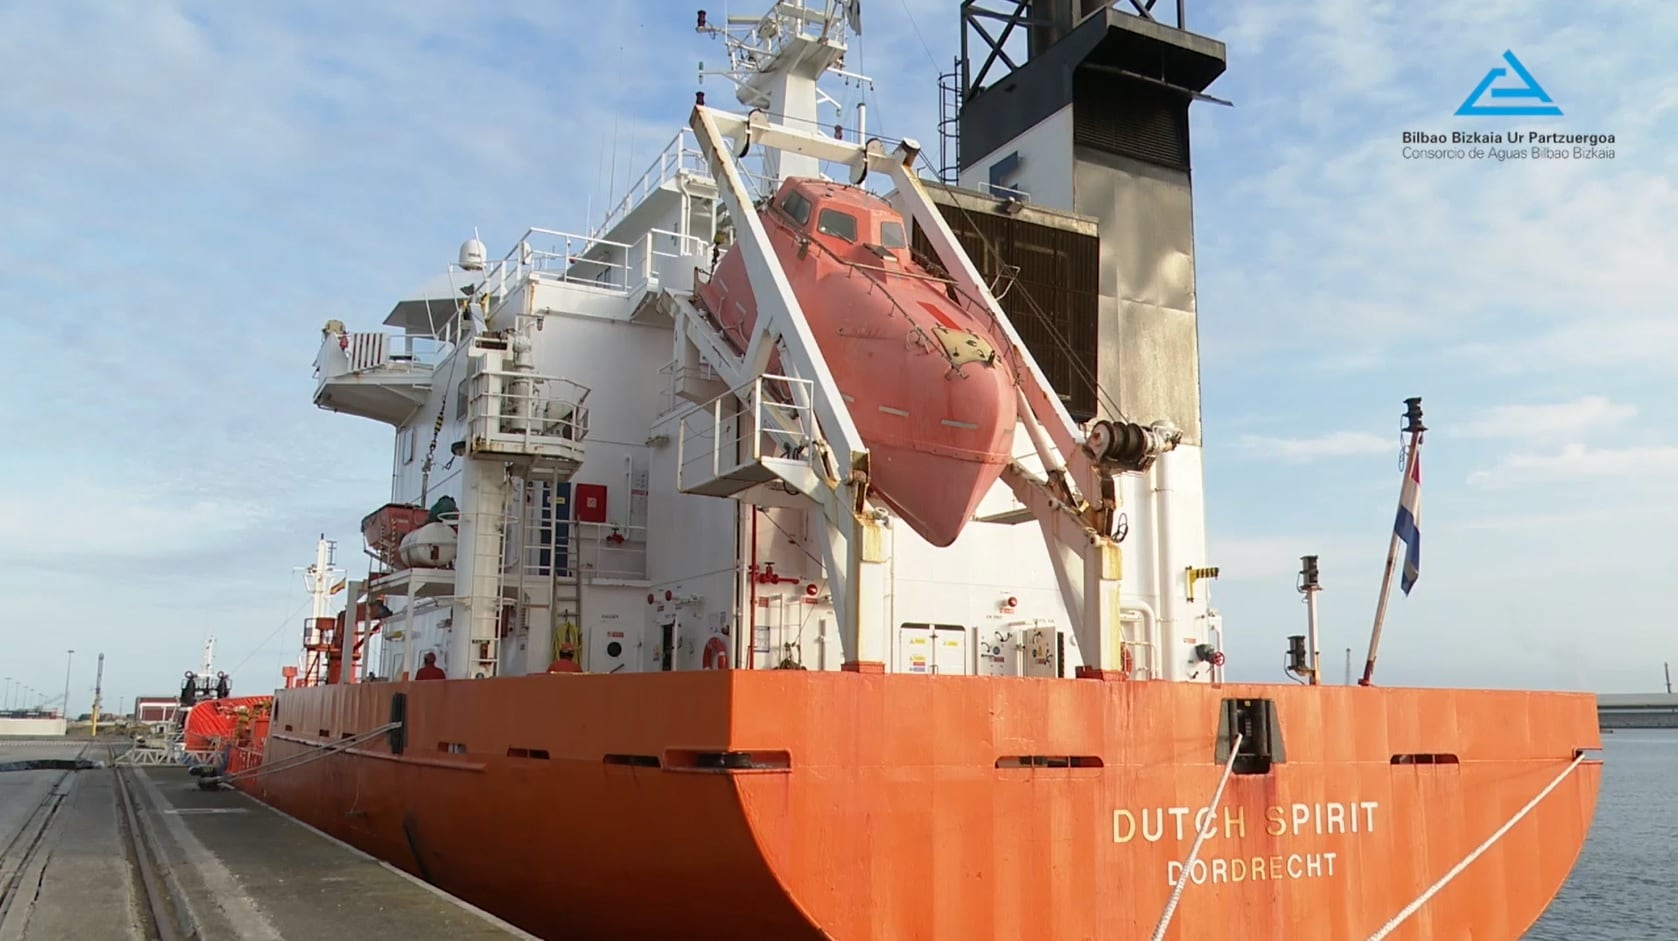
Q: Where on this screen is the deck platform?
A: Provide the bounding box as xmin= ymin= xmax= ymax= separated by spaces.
xmin=0 ymin=738 xmax=534 ymax=940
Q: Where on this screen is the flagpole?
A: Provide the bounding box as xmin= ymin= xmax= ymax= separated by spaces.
xmin=1359 ymin=398 xmax=1426 ymax=687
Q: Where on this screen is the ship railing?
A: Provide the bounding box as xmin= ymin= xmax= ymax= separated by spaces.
xmin=623 ymin=228 xmax=712 ymax=295
xmin=589 ymin=128 xmax=709 ymax=239
xmin=677 ymin=374 xmax=818 ymax=498
xmin=465 ymin=368 xmax=591 ymax=463
xmin=314 ymin=331 xmax=446 ymax=380
xmin=510 ymin=521 xmax=649 ymax=584
xmin=476 ymin=227 xmax=710 ymax=300
xmin=575 ymin=520 xmax=650 ymax=582
xmin=1123 ymin=639 xmax=1159 ymax=680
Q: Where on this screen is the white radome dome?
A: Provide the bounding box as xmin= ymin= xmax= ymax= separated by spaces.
xmin=458 ymin=238 xmax=487 ymax=271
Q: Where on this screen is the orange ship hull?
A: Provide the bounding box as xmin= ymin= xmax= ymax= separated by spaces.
xmin=244 ymin=674 xmax=1599 ymax=940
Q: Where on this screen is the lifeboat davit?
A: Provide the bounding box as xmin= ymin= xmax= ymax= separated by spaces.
xmin=696 ymin=178 xmax=1019 ymax=547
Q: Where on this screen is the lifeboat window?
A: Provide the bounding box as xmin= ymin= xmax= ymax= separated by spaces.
xmin=816 ymin=208 xmax=858 ymax=243
xmin=780 ymin=191 xmax=812 ymax=225
xmin=879 ymin=220 xmax=907 ymax=249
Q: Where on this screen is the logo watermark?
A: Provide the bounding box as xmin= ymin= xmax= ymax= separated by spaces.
xmin=1456 ymin=51 xmax=1562 ymax=117
xmin=1399 ymin=51 xmax=1616 ymax=161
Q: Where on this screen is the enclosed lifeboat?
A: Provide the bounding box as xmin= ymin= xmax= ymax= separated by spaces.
xmin=695 ymin=178 xmax=1019 ymax=547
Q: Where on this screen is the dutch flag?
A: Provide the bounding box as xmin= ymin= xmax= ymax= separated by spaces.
xmin=1394 ymin=451 xmax=1422 ymax=595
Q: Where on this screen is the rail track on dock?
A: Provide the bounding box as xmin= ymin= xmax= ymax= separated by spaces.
xmin=0 ymin=742 xmax=88 ymax=932
xmin=0 ymin=741 xmax=188 ymax=940
xmin=109 ymin=742 xmax=190 ymax=941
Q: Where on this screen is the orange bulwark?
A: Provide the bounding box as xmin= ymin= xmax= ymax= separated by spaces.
xmin=243 ymin=674 xmax=1600 ymax=940
xmin=183 ymin=695 xmax=274 ymax=777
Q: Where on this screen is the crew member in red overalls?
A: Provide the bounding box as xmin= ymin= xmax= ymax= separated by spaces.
xmin=414 ymin=652 xmax=447 ymax=680
xmin=547 ymin=644 xmax=583 ymax=674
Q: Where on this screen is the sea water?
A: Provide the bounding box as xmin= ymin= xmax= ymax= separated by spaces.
xmin=1525 ymin=729 xmax=1678 ymax=939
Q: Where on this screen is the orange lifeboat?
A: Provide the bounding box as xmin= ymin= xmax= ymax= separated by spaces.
xmin=695 ymin=178 xmax=1018 ymax=547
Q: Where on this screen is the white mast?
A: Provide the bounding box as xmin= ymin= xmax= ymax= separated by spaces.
xmin=301 ymin=535 xmax=345 ymax=682
xmin=698 ymin=1 xmax=870 ymax=185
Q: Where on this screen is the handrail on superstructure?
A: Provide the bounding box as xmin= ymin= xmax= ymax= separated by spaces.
xmin=315 ymin=332 xmax=447 ymax=379
xmin=589 ymin=128 xmax=709 ymax=241
xmin=473 ymin=226 xmax=712 ymax=300
xmin=676 ymin=373 xmax=815 ymax=491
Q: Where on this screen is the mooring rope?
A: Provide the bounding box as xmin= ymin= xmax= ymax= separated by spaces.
xmin=1363 ymin=751 xmax=1589 ymax=941
xmin=213 ymin=722 xmax=403 ymax=783
xmin=1148 ymin=733 xmax=1244 ymax=941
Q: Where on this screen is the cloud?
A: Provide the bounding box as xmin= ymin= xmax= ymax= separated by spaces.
xmin=1456 ymin=395 xmax=1637 ymax=439
xmin=1237 ymin=431 xmax=1394 ymax=462
xmin=0 ymin=477 xmax=274 ymax=562
xmin=1451 ymin=317 xmax=1678 ymax=375
xmin=1467 ymin=442 xmax=1678 ymax=488
xmin=1445 ymin=501 xmax=1678 ymax=533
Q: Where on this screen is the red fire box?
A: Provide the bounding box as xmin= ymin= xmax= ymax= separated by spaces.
xmin=575 ymin=483 xmax=608 ymax=523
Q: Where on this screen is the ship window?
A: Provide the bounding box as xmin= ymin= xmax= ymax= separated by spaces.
xmin=817 ymin=208 xmax=858 ymax=243
xmin=879 ymin=221 xmax=907 ymax=249
xmin=780 ymin=191 xmax=812 ymax=225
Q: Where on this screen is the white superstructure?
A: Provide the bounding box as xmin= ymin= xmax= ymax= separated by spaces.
xmin=310 ymin=0 xmax=1224 ymax=685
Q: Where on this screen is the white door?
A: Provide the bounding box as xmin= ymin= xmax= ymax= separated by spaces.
xmin=896 ymin=623 xmax=970 ymax=675
xmin=897 ymin=624 xmax=933 ymax=674
xmin=932 ymin=625 xmax=969 ymax=675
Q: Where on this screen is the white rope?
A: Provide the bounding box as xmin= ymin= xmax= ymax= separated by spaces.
xmin=1149 ymin=732 xmax=1244 ymax=941
xmin=213 ymin=722 xmax=403 ymax=783
xmin=1363 ymin=751 xmax=1589 ymax=941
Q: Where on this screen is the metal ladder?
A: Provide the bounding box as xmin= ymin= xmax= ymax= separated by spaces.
xmin=508 ymin=475 xmax=584 ymax=672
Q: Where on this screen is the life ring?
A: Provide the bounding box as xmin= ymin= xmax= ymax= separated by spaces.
xmin=1120 ymin=645 xmax=1135 ymax=680
xmin=702 ymin=636 xmax=730 ymax=670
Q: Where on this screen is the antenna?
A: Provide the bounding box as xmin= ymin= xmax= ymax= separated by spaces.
xmin=61 ymin=649 xmax=75 ymax=722
xmin=1666 ymin=661 xmax=1673 ymax=695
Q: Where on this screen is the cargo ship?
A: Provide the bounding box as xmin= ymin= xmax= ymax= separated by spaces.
xmin=219 ymin=2 xmax=1602 ymax=938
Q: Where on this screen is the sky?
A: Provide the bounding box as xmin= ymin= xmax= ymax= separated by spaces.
xmin=1 ymin=0 xmax=1673 ymax=712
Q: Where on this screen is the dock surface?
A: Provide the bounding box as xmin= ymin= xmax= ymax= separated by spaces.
xmin=0 ymin=738 xmax=534 ymax=939
xmin=1597 ymin=692 xmax=1678 ymax=729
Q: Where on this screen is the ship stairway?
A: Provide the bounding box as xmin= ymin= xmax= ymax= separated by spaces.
xmin=677 ymin=373 xmax=827 ymax=505
xmin=659 ymin=289 xmax=745 ymax=405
